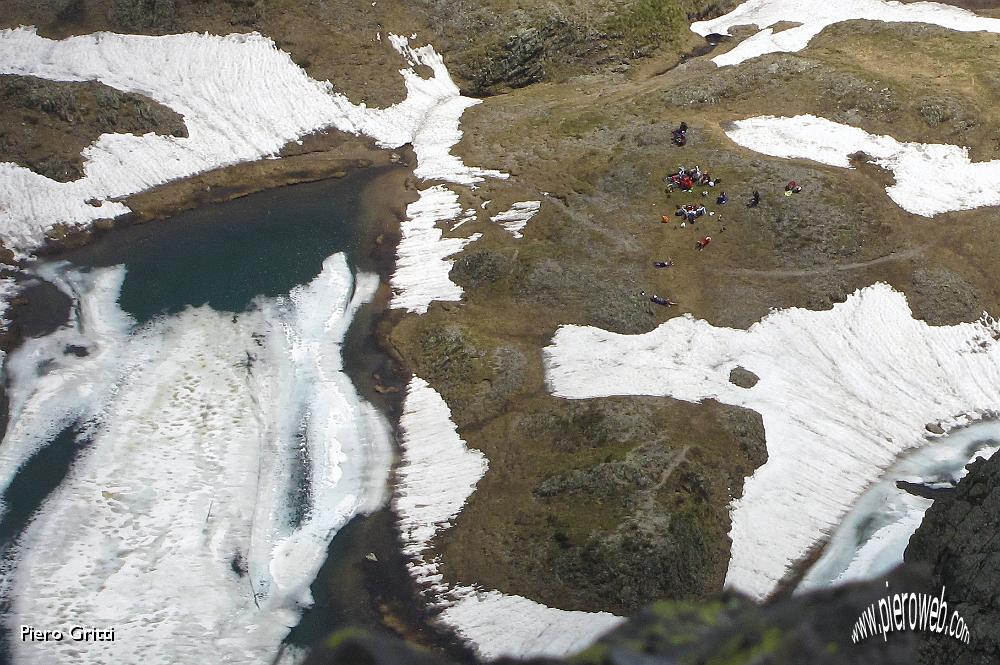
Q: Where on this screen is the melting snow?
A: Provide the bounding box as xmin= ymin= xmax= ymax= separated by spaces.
xmin=691 ymin=0 xmax=1000 ymax=67
xmin=2 ymin=255 xmax=392 ymax=664
xmin=490 ymin=200 xmax=541 ymax=239
xmin=0 ymin=27 xmax=508 ymax=311
xmin=724 ymin=114 xmax=1000 ymax=216
xmin=0 ymin=277 xmax=17 ymax=332
xmin=798 ymin=422 xmax=1000 ymax=591
xmin=392 ymin=186 xmax=482 ymax=314
xmin=544 ymin=283 xmax=1000 ymax=600
xmin=396 ymin=377 xmax=623 ymax=659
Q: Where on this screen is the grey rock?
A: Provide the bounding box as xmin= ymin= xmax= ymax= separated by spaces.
xmin=728 ymin=366 xmax=759 ymax=389
xmin=906 ymin=453 xmax=1000 ymax=664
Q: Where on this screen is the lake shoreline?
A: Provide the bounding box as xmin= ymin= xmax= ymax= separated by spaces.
xmin=0 ymin=142 xmax=474 ymax=660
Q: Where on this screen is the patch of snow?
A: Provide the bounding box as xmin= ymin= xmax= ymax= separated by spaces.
xmin=383 ymin=35 xmax=507 ymax=187
xmin=798 ymin=422 xmax=1000 ymax=591
xmin=395 ymin=377 xmax=623 ymax=659
xmin=391 ymin=186 xmax=481 ymax=314
xmin=440 ymin=591 xmax=624 ymax=660
xmin=490 ymin=200 xmax=541 ymax=239
xmin=450 ymin=209 xmax=477 ymax=232
xmin=0 ymin=276 xmax=17 ymax=332
xmin=543 ymin=283 xmax=1000 ymax=600
xmin=0 ymin=28 xmax=503 ymax=264
xmin=724 ymin=114 xmax=1000 ymax=216
xmin=395 ymin=376 xmax=490 ymax=597
xmin=691 ymin=0 xmax=1000 ymax=67
xmin=2 ymin=255 xmax=392 ymax=665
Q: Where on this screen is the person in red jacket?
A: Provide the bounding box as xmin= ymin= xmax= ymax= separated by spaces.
xmin=696 ymin=236 xmax=712 ymax=251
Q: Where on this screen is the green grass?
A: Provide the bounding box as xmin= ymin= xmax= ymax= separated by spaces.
xmin=606 ymin=0 xmax=687 ymax=52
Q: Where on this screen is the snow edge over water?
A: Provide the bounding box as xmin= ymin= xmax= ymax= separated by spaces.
xmin=1 ymin=255 xmax=393 ymax=665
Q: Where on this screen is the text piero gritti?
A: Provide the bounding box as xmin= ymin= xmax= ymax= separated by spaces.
xmin=21 ymin=625 xmax=116 ymax=642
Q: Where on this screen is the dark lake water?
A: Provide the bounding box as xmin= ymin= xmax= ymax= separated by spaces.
xmin=0 ymin=165 xmax=431 ymax=664
xmin=62 ymin=168 xmax=400 ymax=324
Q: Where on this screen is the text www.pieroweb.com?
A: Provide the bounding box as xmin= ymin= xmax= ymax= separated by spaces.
xmin=852 ymin=586 xmax=970 ymax=644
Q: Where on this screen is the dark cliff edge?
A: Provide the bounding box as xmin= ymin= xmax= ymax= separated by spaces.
xmin=906 ymin=452 xmax=1000 ymax=665
xmin=302 ymin=570 xmax=929 ymax=665
xmin=301 ymin=451 xmax=1000 ymax=665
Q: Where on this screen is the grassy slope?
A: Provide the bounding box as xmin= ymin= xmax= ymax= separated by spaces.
xmin=396 ymin=21 xmax=1000 ymax=614
xmin=5 ymin=0 xmax=1000 ymax=620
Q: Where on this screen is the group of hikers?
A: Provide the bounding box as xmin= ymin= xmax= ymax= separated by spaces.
xmin=664 ymin=164 xmax=720 ymax=193
xmin=644 ymin=122 xmax=804 ymax=308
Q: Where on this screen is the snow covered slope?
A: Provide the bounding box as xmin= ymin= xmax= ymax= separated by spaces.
xmin=544 ymin=283 xmax=1000 ymax=600
xmin=396 ymin=377 xmax=624 ymax=659
xmin=2 ymin=255 xmax=391 ymax=665
xmin=692 ymin=0 xmax=1000 ymax=67
xmin=725 ymin=114 xmax=1000 ymax=216
xmin=798 ymin=422 xmax=1000 ymax=591
xmin=0 ymin=27 xmax=507 ymax=312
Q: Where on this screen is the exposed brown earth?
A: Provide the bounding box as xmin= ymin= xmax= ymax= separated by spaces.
xmin=402 ymin=21 xmax=1000 ymax=613
xmin=0 ymin=74 xmax=186 ymax=182
xmin=4 ymin=0 xmax=1000 ymax=629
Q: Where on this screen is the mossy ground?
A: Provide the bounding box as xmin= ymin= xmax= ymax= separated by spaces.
xmin=0 ymin=75 xmax=186 ymax=182
xmin=392 ymin=21 xmax=1000 ymax=614
xmin=5 ymin=0 xmax=1000 ymax=634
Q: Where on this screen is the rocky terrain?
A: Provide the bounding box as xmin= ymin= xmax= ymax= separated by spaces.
xmin=305 ymin=569 xmax=929 ymax=664
xmin=3 ymin=0 xmax=1000 ymax=660
xmin=906 ymin=451 xmax=1000 ymax=664
xmin=0 ymin=75 xmax=186 ymax=182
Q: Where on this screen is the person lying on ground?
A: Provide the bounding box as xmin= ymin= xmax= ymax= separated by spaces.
xmin=748 ymin=190 xmax=760 ymax=208
xmin=651 ymin=294 xmax=676 ymax=306
xmin=641 ymin=290 xmax=677 ymax=306
xmin=717 ymin=192 xmax=729 ymax=205
xmin=784 ymin=180 xmax=802 ymax=195
xmin=696 ymin=236 xmax=712 ymax=250
xmin=654 ymin=260 xmax=674 ymax=268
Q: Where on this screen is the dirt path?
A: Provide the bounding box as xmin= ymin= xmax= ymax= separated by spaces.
xmin=723 ymin=245 xmax=928 ymax=278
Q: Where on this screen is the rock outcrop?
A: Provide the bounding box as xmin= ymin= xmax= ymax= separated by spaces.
xmin=906 ymin=453 xmax=1000 ymax=665
xmin=305 ymin=570 xmax=926 ymax=665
